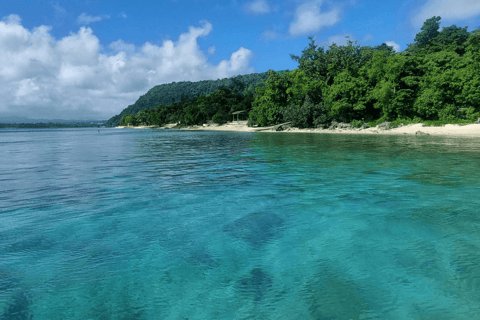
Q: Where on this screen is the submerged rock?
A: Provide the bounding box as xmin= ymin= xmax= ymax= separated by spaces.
xmin=223 ymin=212 xmax=284 ymax=247
xmin=237 ymin=267 xmax=273 ymax=302
xmin=1 ymin=289 xmax=33 ymax=320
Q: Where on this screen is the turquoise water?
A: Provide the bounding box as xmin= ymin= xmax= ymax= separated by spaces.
xmin=1 ymin=127 xmax=480 ymax=319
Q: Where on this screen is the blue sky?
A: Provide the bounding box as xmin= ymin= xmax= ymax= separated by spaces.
xmin=1 ymin=0 xmax=480 ymax=121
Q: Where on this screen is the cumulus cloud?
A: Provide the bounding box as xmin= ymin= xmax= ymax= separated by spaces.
xmin=289 ymin=0 xmax=340 ymax=36
xmin=109 ymin=39 xmax=135 ymax=54
xmin=244 ymin=0 xmax=271 ymax=15
xmin=2 ymin=13 xmax=21 ymax=24
xmin=412 ymin=0 xmax=480 ymax=29
xmin=77 ymin=13 xmax=111 ymax=25
xmin=0 ymin=17 xmax=255 ymax=120
xmin=385 ymin=41 xmax=401 ymax=52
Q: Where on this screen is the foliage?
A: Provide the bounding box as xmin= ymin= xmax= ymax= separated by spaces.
xmin=324 ymin=66 xmax=381 ymax=122
xmin=414 ymin=16 xmax=441 ymax=47
xmin=249 ymin=70 xmax=290 ymax=126
xmin=119 ymin=78 xmax=258 ymax=127
xmin=212 ymin=111 xmax=228 ymax=125
xmin=290 ymin=36 xmax=371 ymax=85
xmin=117 ymin=16 xmax=480 ymax=131
xmin=249 ymin=69 xmax=325 ymax=127
xmin=429 ymin=25 xmax=470 ymax=56
xmin=106 ymin=71 xmax=280 ymax=126
xmin=282 ymin=95 xmax=330 ymax=129
xmin=350 ymin=119 xmax=364 ymax=128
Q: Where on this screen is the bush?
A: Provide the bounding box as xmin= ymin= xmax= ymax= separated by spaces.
xmin=465 ymin=107 xmax=480 ymax=121
xmin=368 ymin=116 xmax=387 ymax=128
xmin=282 ymin=95 xmax=330 ymax=129
xmin=313 ymin=112 xmax=331 ymax=128
xmin=412 ymin=116 xmax=423 ymax=123
xmin=247 ymin=117 xmax=257 ymax=127
xmin=212 ymin=111 xmax=227 ymax=125
xmin=350 ymin=119 xmax=364 ymax=128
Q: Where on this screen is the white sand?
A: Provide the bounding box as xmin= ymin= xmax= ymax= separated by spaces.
xmin=117 ymin=121 xmax=480 ymax=137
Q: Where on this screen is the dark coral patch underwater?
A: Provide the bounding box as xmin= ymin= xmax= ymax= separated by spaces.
xmin=223 ymin=212 xmax=284 ymax=247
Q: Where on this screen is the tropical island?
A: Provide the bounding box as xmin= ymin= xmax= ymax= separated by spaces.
xmin=110 ymin=16 xmax=480 ymax=136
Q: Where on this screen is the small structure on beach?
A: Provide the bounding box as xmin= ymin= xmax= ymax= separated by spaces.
xmin=232 ymin=110 xmax=248 ymax=122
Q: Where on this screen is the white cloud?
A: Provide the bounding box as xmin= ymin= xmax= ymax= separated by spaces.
xmin=2 ymin=14 xmax=21 ymax=24
xmin=53 ymin=3 xmax=66 ymax=15
xmin=77 ymin=13 xmax=111 ymax=25
xmin=261 ymin=29 xmax=279 ymax=40
xmin=110 ymin=39 xmax=135 ymax=54
xmin=364 ymin=34 xmax=374 ymax=41
xmin=215 ymin=47 xmax=254 ymax=79
xmin=208 ymin=46 xmax=215 ymax=54
xmin=385 ymin=41 xmax=401 ymax=52
xmin=0 ymin=17 xmax=255 ymax=120
xmin=412 ymin=0 xmax=480 ymax=29
xmin=244 ymin=0 xmax=271 ymax=15
xmin=289 ymin=0 xmax=340 ymax=36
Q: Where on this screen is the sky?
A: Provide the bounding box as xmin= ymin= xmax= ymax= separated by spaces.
xmin=1 ymin=0 xmax=480 ymax=121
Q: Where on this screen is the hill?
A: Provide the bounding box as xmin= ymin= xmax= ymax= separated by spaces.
xmin=105 ymin=71 xmax=289 ymax=127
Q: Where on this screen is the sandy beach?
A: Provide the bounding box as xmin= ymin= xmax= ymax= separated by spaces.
xmin=116 ymin=121 xmax=480 ymax=137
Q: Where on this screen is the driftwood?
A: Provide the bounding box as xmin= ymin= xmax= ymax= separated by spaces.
xmin=254 ymin=122 xmax=292 ymax=132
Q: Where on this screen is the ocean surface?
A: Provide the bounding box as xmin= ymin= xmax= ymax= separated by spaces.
xmin=1 ymin=127 xmax=479 ymax=320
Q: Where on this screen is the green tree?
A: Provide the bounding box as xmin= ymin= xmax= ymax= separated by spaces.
xmin=366 ymin=51 xmax=422 ymax=120
xmin=414 ymin=16 xmax=441 ymax=47
xmin=249 ymin=70 xmax=291 ymax=126
xmin=282 ymin=94 xmax=330 ymax=128
xmin=373 ymin=43 xmax=396 ymax=53
xmin=413 ymin=51 xmax=464 ymax=120
xmin=291 ymin=36 xmax=371 ymax=86
xmin=405 ymin=16 xmax=441 ymax=56
xmin=285 ymin=69 xmax=324 ymax=107
xmin=323 ymin=68 xmax=372 ymax=122
xmin=430 ymin=25 xmax=470 ymax=55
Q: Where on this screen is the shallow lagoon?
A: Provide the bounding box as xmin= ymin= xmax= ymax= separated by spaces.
xmin=1 ymin=128 xmax=479 ymax=319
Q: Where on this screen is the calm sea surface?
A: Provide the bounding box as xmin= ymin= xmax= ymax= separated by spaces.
xmin=1 ymin=127 xmax=480 ymax=319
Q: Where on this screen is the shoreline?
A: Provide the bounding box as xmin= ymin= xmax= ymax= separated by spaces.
xmin=116 ymin=121 xmax=480 ymax=137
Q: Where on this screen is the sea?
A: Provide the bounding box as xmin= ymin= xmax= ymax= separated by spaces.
xmin=0 ymin=127 xmax=479 ymax=320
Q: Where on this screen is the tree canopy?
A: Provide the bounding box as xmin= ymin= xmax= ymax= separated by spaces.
xmin=117 ymin=16 xmax=480 ymax=130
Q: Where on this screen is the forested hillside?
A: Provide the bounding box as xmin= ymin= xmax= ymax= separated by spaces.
xmin=106 ymin=71 xmax=288 ymax=127
xmin=118 ymin=16 xmax=480 ymax=129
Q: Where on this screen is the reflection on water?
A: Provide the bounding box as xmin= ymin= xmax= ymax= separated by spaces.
xmin=0 ymin=128 xmax=480 ymax=319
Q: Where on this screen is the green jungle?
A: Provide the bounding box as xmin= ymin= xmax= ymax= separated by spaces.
xmin=109 ymin=16 xmax=480 ymax=129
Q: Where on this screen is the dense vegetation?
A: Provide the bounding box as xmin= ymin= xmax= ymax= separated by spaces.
xmin=117 ymin=16 xmax=480 ymax=129
xmin=0 ymin=123 xmax=106 ymax=128
xmin=105 ymin=71 xmax=287 ymax=127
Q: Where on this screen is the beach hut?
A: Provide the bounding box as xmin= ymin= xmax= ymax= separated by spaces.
xmin=232 ymin=110 xmax=248 ymax=122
